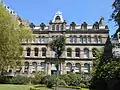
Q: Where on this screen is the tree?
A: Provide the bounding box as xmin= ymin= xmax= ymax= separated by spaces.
xmin=49 ymin=35 xmax=66 ymax=74
xmin=111 ymin=0 xmax=120 ymax=38
xmin=0 ymin=3 xmax=33 ymax=73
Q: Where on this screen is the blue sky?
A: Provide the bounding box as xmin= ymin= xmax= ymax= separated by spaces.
xmin=3 ymin=0 xmax=116 ymax=35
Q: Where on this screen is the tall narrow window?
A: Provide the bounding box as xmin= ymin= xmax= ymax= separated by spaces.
xmin=83 ymin=36 xmax=87 ymax=43
xmin=79 ymin=36 xmax=83 ymax=43
xmin=61 ymin=24 xmax=64 ymax=30
xmin=98 ymin=36 xmax=102 ymax=43
xmin=32 ymin=62 xmax=37 ymax=70
xmin=87 ymin=36 xmax=91 ymax=43
xmin=94 ymin=36 xmax=98 ymax=43
xmin=84 ymin=48 xmax=89 ymax=58
xmin=42 ymin=48 xmax=46 ymax=57
xmin=24 ymin=62 xmax=29 ymax=73
xmin=84 ymin=63 xmax=90 ymax=73
xmin=56 ymin=24 xmax=59 ymax=31
xmin=69 ymin=36 xmax=73 ymax=43
xmin=41 ymin=36 xmax=45 ymax=43
xmin=34 ymin=48 xmax=38 ymax=56
xmin=67 ymin=48 xmax=72 ymax=57
xmin=26 ymin=47 xmax=31 ymax=56
xmin=52 ymin=24 xmax=55 ymax=30
xmin=75 ymin=48 xmax=80 ymax=57
xmin=74 ymin=36 xmax=77 ymax=43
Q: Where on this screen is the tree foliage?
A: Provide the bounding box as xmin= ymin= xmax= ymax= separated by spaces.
xmin=0 ymin=3 xmax=33 ymax=71
xmin=111 ymin=0 xmax=120 ymax=38
xmin=49 ymin=35 xmax=66 ymax=58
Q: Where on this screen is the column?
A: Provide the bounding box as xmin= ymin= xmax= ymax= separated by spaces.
xmin=81 ymin=63 xmax=84 ymax=73
xmin=47 ymin=62 xmax=51 ymax=75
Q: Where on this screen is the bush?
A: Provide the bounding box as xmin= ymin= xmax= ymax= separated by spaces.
xmin=0 ymin=76 xmax=12 ymax=84
xmin=10 ymin=75 xmax=31 ymax=84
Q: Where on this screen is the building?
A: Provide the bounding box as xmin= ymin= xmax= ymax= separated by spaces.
xmin=111 ymin=32 xmax=120 ymax=58
xmin=18 ymin=11 xmax=109 ymax=76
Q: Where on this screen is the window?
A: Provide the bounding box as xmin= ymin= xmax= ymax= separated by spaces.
xmin=94 ymin=36 xmax=98 ymax=43
xmin=98 ymin=36 xmax=102 ymax=43
xmin=41 ymin=36 xmax=45 ymax=43
xmin=75 ymin=63 xmax=81 ymax=73
xmin=61 ymin=24 xmax=64 ymax=30
xmin=34 ymin=48 xmax=38 ymax=56
xmin=52 ymin=24 xmax=55 ymax=30
xmin=66 ymin=63 xmax=72 ymax=72
xmin=56 ymin=24 xmax=59 ymax=31
xmin=84 ymin=63 xmax=90 ymax=73
xmin=42 ymin=48 xmax=46 ymax=57
xmin=87 ymin=36 xmax=91 ymax=43
xmin=24 ymin=62 xmax=29 ymax=73
xmin=75 ymin=48 xmax=80 ymax=57
xmin=83 ymin=36 xmax=87 ymax=43
xmin=79 ymin=36 xmax=83 ymax=43
xmin=74 ymin=36 xmax=77 ymax=43
xmin=67 ymin=48 xmax=72 ymax=57
xmin=69 ymin=36 xmax=73 ymax=43
xmin=84 ymin=48 xmax=89 ymax=58
xmin=41 ymin=62 xmax=45 ymax=71
xmin=32 ymin=62 xmax=37 ymax=70
xmin=26 ymin=47 xmax=31 ymax=56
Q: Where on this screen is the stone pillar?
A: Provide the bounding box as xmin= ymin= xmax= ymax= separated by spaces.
xmin=47 ymin=62 xmax=51 ymax=75
xmin=22 ymin=66 xmax=25 ymax=74
xmin=81 ymin=63 xmax=84 ymax=73
xmin=29 ymin=62 xmax=33 ymax=76
xmin=62 ymin=62 xmax=66 ymax=74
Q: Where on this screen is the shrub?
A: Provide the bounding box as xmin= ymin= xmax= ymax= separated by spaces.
xmin=0 ymin=76 xmax=12 ymax=84
xmin=10 ymin=75 xmax=31 ymax=84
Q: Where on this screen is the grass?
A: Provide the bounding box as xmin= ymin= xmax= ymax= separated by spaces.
xmin=0 ymin=84 xmax=30 ymax=90
xmin=0 ymin=84 xmax=52 ymax=90
xmin=81 ymin=88 xmax=89 ymax=90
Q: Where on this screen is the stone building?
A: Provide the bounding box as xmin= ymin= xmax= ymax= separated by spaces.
xmin=19 ymin=11 xmax=109 ymax=76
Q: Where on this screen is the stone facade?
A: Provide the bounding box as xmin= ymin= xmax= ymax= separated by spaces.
xmin=18 ymin=11 xmax=109 ymax=76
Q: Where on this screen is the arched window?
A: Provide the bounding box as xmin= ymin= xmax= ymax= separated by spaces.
xmin=26 ymin=47 xmax=31 ymax=56
xmin=98 ymin=36 xmax=102 ymax=43
xmin=34 ymin=48 xmax=38 ymax=56
xmin=84 ymin=48 xmax=89 ymax=58
xmin=32 ymin=62 xmax=37 ymax=70
xmin=41 ymin=62 xmax=45 ymax=71
xmin=87 ymin=36 xmax=91 ymax=43
xmin=94 ymin=36 xmax=98 ymax=43
xmin=56 ymin=24 xmax=59 ymax=31
xmin=67 ymin=48 xmax=72 ymax=57
xmin=83 ymin=36 xmax=87 ymax=43
xmin=93 ymin=22 xmax=99 ymax=30
xmin=24 ymin=62 xmax=29 ymax=73
xmin=52 ymin=24 xmax=55 ymax=30
xmin=75 ymin=63 xmax=81 ymax=73
xmin=75 ymin=48 xmax=80 ymax=57
xmin=42 ymin=48 xmax=46 ymax=57
xmin=66 ymin=63 xmax=72 ymax=73
xmin=84 ymin=63 xmax=90 ymax=73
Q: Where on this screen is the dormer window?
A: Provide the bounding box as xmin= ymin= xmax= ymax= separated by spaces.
xmin=40 ymin=23 xmax=46 ymax=30
xmin=55 ymin=16 xmax=61 ymax=20
xmin=81 ymin=22 xmax=87 ymax=30
xmin=70 ymin=22 xmax=76 ymax=30
xmin=93 ymin=22 xmax=99 ymax=30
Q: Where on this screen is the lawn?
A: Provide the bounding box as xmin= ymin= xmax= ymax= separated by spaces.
xmin=0 ymin=84 xmax=30 ymax=90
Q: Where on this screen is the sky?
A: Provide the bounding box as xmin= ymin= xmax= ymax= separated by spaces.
xmin=3 ymin=0 xmax=116 ymax=36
